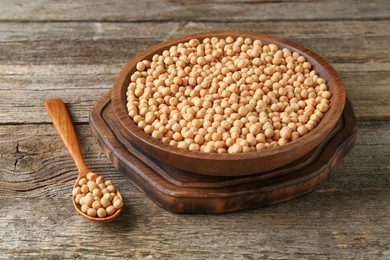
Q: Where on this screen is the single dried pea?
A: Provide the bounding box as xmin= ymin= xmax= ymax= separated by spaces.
xmin=87 ymin=208 xmax=97 ymax=217
xmin=72 ymin=187 xmax=81 ymax=197
xmin=113 ymin=199 xmax=123 ymax=210
xmin=97 ymin=208 xmax=107 ymax=218
xmin=87 ymin=172 xmax=97 ymax=182
xmin=92 ymin=201 xmax=101 ymax=210
xmin=106 ymin=206 xmax=116 ymax=216
xmin=100 ymin=198 xmax=110 ymax=208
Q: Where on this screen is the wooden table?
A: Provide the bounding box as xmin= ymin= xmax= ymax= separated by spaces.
xmin=1 ymin=0 xmax=389 ymax=258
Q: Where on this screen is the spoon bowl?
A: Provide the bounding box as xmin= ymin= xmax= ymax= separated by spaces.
xmin=45 ymin=98 xmax=123 ymax=222
xmin=72 ymin=186 xmax=123 ymax=223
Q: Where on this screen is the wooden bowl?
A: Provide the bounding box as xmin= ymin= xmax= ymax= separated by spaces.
xmin=111 ymin=31 xmax=345 ymax=177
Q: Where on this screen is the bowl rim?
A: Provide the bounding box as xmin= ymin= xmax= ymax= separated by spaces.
xmin=111 ymin=31 xmax=345 ymax=163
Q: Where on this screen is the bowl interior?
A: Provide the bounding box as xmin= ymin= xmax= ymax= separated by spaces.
xmin=111 ymin=31 xmax=345 ymax=176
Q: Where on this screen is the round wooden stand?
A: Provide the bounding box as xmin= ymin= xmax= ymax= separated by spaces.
xmin=90 ymin=92 xmax=357 ymax=213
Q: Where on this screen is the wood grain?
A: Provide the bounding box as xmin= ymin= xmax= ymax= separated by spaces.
xmin=1 ymin=21 xmax=389 ymax=123
xmin=1 ymin=0 xmax=389 ymax=22
xmin=0 ymin=120 xmax=388 ymax=197
xmin=45 ymin=98 xmax=90 ymax=176
xmin=0 ymin=192 xmax=389 ymax=259
xmin=1 ymin=0 xmax=390 ymax=258
xmin=0 ymin=120 xmax=388 ymax=198
xmin=1 ymin=21 xmax=389 ymax=66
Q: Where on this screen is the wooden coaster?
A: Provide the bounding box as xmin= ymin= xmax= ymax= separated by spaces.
xmin=90 ymin=92 xmax=357 ymax=213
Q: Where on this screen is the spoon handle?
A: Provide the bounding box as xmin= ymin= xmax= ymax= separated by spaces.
xmin=45 ymin=98 xmax=89 ymax=176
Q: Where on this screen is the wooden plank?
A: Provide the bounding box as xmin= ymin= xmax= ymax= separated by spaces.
xmin=2 ymin=21 xmax=389 ymax=43
xmin=1 ymin=21 xmax=389 ymax=65
xmin=0 ymin=0 xmax=389 ymax=22
xmin=0 ymin=191 xmax=389 ymax=259
xmin=0 ymin=21 xmax=389 ymax=123
xmin=0 ymin=122 xmax=389 ymax=198
xmin=0 ymin=124 xmax=127 ymax=198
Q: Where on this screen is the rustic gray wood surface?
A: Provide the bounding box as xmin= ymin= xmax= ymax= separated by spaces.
xmin=1 ymin=0 xmax=389 ymax=259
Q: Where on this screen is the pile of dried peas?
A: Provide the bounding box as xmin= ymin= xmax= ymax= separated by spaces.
xmin=126 ymin=36 xmax=331 ymax=154
xmin=72 ymin=172 xmax=123 ymax=218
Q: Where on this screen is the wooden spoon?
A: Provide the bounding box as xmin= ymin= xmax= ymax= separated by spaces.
xmin=45 ymin=98 xmax=122 ymax=222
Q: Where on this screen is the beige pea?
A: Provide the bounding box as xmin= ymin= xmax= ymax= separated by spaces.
xmin=84 ymin=196 xmax=94 ymax=207
xmin=183 ymin=130 xmax=194 ymax=139
xmin=242 ymin=146 xmax=251 ymax=153
xmin=87 ymin=208 xmax=97 ymax=217
xmin=75 ymin=194 xmax=83 ymax=204
xmin=92 ymin=200 xmax=101 ymax=210
xmin=96 ymin=176 xmax=104 ymax=185
xmin=145 ymin=112 xmax=156 ymax=124
xmin=264 ymin=128 xmax=274 ymax=138
xmin=78 ymin=178 xmax=88 ymax=187
xmin=136 ymin=61 xmax=145 ymax=71
xmin=249 ymin=124 xmax=261 ymax=135
xmin=256 ymin=133 xmax=266 ymax=143
xmin=203 ymin=145 xmax=214 ymax=153
xmin=256 ymin=143 xmax=266 ymax=151
xmin=322 ymin=91 xmax=332 ymax=99
xmin=87 ymin=181 xmax=98 ymax=192
xmin=318 ymin=103 xmax=329 ymax=113
xmin=97 ymin=208 xmax=107 ymax=218
xmin=152 ymin=130 xmax=163 ymax=140
xmin=79 ymin=196 xmax=86 ymax=206
xmin=305 ymin=123 xmax=316 ymax=131
xmin=291 ymin=131 xmax=300 ymax=141
xmin=144 ymin=125 xmax=154 ymax=135
xmin=212 ymin=132 xmax=222 ymax=141
xmin=214 ymin=141 xmax=225 ymax=149
xmin=247 ymin=134 xmax=257 ymax=146
xmin=106 ymin=206 xmax=116 ymax=216
xmin=287 ymin=123 xmax=297 ymax=132
xmin=107 ymin=185 xmax=116 ymax=193
xmin=298 ymin=115 xmax=309 ymax=124
xmin=103 ymin=193 xmax=113 ymax=202
xmin=230 ymin=143 xmax=242 ymax=153
xmin=92 ymin=188 xmax=103 ymax=198
xmin=189 ymin=143 xmax=200 ymax=151
xmin=100 ymin=198 xmax=110 ymax=208
xmin=81 ymin=204 xmax=89 ymax=213
xmin=308 ymin=119 xmax=318 ymax=127
xmin=177 ymin=141 xmax=189 ymax=149
xmin=86 ymin=172 xmax=97 ymax=182
xmin=72 ymin=187 xmax=81 ymax=197
xmin=280 ymin=127 xmax=292 ymax=139
xmin=238 ymin=106 xmax=249 ymax=116
xmin=113 ymin=199 xmax=123 ymax=210
xmin=277 ymin=136 xmax=287 ymax=145
xmin=297 ymin=125 xmax=308 ymax=136
xmin=302 ymin=62 xmax=311 ymax=69
xmin=80 ymin=184 xmax=89 ymax=194
xmin=194 ymin=134 xmax=205 ymax=145
xmin=173 ymin=132 xmax=183 ymax=142
xmin=217 ymin=148 xmax=227 ymax=154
